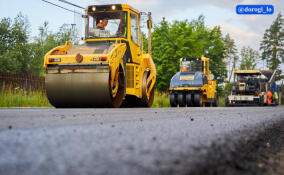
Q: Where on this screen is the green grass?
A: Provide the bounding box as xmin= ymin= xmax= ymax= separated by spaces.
xmin=0 ymin=88 xmax=51 ymax=107
xmin=0 ymin=86 xmax=226 ymax=108
xmin=218 ymin=96 xmax=226 ymax=107
xmin=152 ymin=91 xmax=170 ymax=107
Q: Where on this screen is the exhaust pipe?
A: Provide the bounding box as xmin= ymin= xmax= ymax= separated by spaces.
xmin=147 ymin=12 xmax=152 ymax=56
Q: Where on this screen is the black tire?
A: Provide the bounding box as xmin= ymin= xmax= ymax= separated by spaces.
xmin=193 ymin=93 xmax=202 ymax=107
xmin=170 ymin=92 xmax=177 ymax=107
xmin=205 ymin=102 xmax=211 ymax=107
xmin=178 ymin=93 xmax=185 ymax=107
xmin=140 ymin=71 xmax=154 ymax=107
xmin=225 ymin=97 xmax=229 ymax=107
xmin=122 ymin=71 xmax=154 ymax=107
xmin=213 ymin=93 xmax=218 ymax=107
xmin=109 ymin=67 xmax=125 ymax=108
xmin=259 ymin=96 xmax=264 ymax=106
xmin=186 ymin=93 xmax=193 ymax=107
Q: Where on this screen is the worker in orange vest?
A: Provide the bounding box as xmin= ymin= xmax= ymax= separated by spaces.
xmin=96 ymin=18 xmax=108 ymax=30
xmin=182 ymin=66 xmax=188 ymax=72
xmin=266 ymin=91 xmax=272 ymax=105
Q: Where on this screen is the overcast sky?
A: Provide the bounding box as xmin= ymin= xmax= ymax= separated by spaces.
xmin=0 ymin=0 xmax=283 ymax=71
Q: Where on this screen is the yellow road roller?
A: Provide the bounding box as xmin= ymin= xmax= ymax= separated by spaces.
xmin=43 ymin=4 xmax=156 ymax=107
xmin=169 ymin=56 xmax=218 ymax=107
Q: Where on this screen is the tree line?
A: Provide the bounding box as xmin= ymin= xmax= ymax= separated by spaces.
xmin=0 ymin=13 xmax=77 ymax=76
xmin=149 ymin=13 xmax=283 ymax=90
xmin=0 ymin=13 xmax=283 ymax=92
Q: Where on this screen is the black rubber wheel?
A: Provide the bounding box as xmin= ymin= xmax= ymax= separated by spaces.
xmin=140 ymin=71 xmax=154 ymax=107
xmin=193 ymin=93 xmax=202 ymax=107
xmin=109 ymin=68 xmax=125 ymax=108
xmin=205 ymin=102 xmax=211 ymax=107
xmin=213 ymin=93 xmax=218 ymax=107
xmin=259 ymin=96 xmax=264 ymax=106
xmin=170 ymin=92 xmax=177 ymax=107
xmin=185 ymin=93 xmax=193 ymax=107
xmin=178 ymin=93 xmax=185 ymax=107
xmin=225 ymin=97 xmax=229 ymax=107
xmin=122 ymin=71 xmax=154 ymax=107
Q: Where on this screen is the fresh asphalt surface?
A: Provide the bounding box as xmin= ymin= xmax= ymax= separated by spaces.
xmin=0 ymin=107 xmax=283 ymax=175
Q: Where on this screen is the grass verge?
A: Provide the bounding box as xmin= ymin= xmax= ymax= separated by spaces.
xmin=218 ymin=96 xmax=226 ymax=107
xmin=0 ymin=89 xmax=51 ymax=107
xmin=152 ymin=91 xmax=170 ymax=107
xmin=1 ymin=89 xmax=225 ymax=108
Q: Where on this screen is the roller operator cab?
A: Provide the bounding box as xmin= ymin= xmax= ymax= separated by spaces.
xmin=43 ymin=4 xmax=156 ymax=108
xmin=169 ymin=56 xmax=218 ymax=107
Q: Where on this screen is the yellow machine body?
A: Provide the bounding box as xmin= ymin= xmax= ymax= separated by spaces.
xmin=169 ymin=56 xmax=218 ymax=107
xmin=43 ymin=4 xmax=156 ymax=107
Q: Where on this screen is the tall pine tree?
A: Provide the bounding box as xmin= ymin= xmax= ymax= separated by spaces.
xmin=260 ymin=13 xmax=284 ymax=81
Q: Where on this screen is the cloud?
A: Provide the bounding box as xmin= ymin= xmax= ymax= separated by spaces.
xmin=126 ymin=0 xmax=160 ymax=8
xmin=87 ymin=0 xmax=160 ymax=8
xmin=217 ymin=24 xmax=261 ymax=51
xmin=84 ymin=0 xmax=282 ymax=51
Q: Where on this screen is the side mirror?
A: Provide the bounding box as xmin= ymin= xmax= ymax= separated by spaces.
xmin=210 ymin=74 xmax=214 ymax=80
xmin=65 ymin=41 xmax=72 ymax=46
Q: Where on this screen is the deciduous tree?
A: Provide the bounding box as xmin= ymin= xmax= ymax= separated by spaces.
xmin=239 ymin=46 xmax=259 ymax=70
xmin=0 ymin=13 xmax=31 ymax=74
xmin=151 ymin=16 xmax=226 ymax=91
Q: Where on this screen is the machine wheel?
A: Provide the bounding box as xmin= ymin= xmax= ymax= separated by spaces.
xmin=259 ymin=96 xmax=264 ymax=106
xmin=140 ymin=71 xmax=154 ymax=107
xmin=212 ymin=93 xmax=218 ymax=107
xmin=109 ymin=67 xmax=125 ymax=107
xmin=178 ymin=93 xmax=185 ymax=107
xmin=225 ymin=97 xmax=231 ymax=107
xmin=185 ymin=93 xmax=193 ymax=107
xmin=193 ymin=93 xmax=202 ymax=107
xmin=205 ymin=102 xmax=211 ymax=107
xmin=170 ymin=92 xmax=177 ymax=107
xmin=120 ymin=71 xmax=153 ymax=107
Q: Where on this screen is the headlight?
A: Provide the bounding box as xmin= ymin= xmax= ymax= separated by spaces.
xmin=49 ymin=58 xmax=61 ymax=62
xmin=239 ymin=85 xmax=245 ymax=91
xmin=92 ymin=57 xmax=107 ymax=61
xmin=92 ymin=6 xmax=96 ymax=11
xmin=93 ymin=57 xmax=100 ymax=61
xmin=111 ymin=5 xmax=116 ymax=10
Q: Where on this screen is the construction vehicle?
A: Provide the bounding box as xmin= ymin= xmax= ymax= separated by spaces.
xmin=226 ymin=69 xmax=278 ymax=106
xmin=43 ymin=4 xmax=156 ymax=107
xmin=169 ymin=56 xmax=218 ymax=107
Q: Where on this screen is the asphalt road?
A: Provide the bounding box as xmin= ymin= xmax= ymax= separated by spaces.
xmin=0 ymin=107 xmax=283 ymax=175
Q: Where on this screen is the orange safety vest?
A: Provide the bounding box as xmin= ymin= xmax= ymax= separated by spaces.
xmin=96 ymin=23 xmax=105 ymax=29
xmin=182 ymin=66 xmax=188 ymax=72
xmin=266 ymin=91 xmax=272 ymax=104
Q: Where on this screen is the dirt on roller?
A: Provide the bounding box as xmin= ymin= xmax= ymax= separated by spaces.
xmin=0 ymin=106 xmax=283 ymax=175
